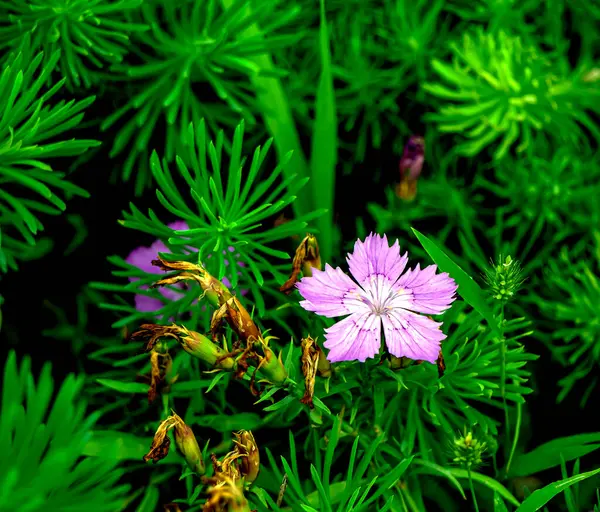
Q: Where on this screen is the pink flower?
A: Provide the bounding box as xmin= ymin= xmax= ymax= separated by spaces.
xmin=125 ymin=221 xmax=246 ymax=313
xmin=296 ymin=233 xmax=457 ymax=363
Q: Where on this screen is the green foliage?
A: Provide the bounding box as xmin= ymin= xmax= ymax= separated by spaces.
xmin=529 ymin=236 xmax=600 ymax=405
xmin=423 ymin=28 xmax=600 ymax=159
xmin=0 ymin=38 xmax=98 ymax=273
xmin=0 ymin=0 xmax=148 ymax=89
xmin=93 ymin=119 xmax=323 ymax=322
xmin=3 ymin=0 xmax=600 ymax=510
xmin=0 ymin=350 xmax=129 ymax=510
xmin=101 ymin=0 xmax=301 ymax=194
xmin=250 ymin=422 xmax=413 ymax=511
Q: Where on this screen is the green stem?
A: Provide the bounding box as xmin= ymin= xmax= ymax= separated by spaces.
xmin=467 ymin=466 xmax=480 ymax=512
xmin=505 ymin=400 xmax=522 ymax=478
xmin=400 ymin=486 xmax=421 ymax=512
xmin=499 ymin=303 xmax=511 ymax=452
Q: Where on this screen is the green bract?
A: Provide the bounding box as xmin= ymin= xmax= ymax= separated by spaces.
xmin=0 ymin=38 xmax=98 ymax=273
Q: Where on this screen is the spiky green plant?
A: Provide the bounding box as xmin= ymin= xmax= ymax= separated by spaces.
xmin=91 ymin=119 xmax=325 ymax=324
xmin=0 ymin=0 xmax=148 ymax=89
xmin=0 ymin=38 xmax=98 ymax=274
xmin=423 ymin=28 xmax=600 ymax=159
xmin=0 ymin=350 xmax=130 ymax=510
xmin=100 ymin=0 xmax=301 ymax=194
xmin=529 ymin=236 xmax=600 ymax=405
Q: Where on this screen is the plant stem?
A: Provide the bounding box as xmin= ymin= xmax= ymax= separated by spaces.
xmin=505 ymin=400 xmax=522 ymax=478
xmin=467 ymin=466 xmax=480 ymax=512
xmin=499 ymin=302 xmax=511 ymax=452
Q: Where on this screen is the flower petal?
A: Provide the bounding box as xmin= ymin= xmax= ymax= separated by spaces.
xmin=135 ymin=294 xmax=164 ymax=313
xmin=347 ymin=233 xmax=408 ymax=286
xmin=126 ymin=246 xmax=161 ymax=275
xmin=323 ymin=311 xmax=382 ymax=362
xmin=392 ymin=263 xmax=457 ymax=315
xmin=168 ymin=220 xmax=189 ymax=232
xmin=297 ymin=264 xmax=369 ymax=318
xmin=382 ymin=309 xmax=445 ymax=363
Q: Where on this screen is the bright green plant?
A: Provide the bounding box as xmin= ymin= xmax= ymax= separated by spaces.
xmin=0 ymin=0 xmax=148 ymax=89
xmin=0 ymin=38 xmax=98 ymax=274
xmin=100 ymin=0 xmax=300 ymax=194
xmin=0 ymin=350 xmax=130 ymax=510
xmin=423 ymin=28 xmax=600 ymax=160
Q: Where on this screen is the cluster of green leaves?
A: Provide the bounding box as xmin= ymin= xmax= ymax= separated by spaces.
xmin=424 ymin=28 xmax=600 ymax=160
xmin=91 ymin=118 xmax=324 ymax=324
xmin=100 ymin=0 xmax=301 ymax=194
xmin=0 ymin=350 xmax=129 ymax=510
xmin=0 ymin=0 xmax=147 ymax=89
xmin=0 ymin=37 xmax=97 ymax=274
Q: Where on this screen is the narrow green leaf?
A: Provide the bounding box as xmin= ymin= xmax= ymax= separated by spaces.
xmin=509 ymin=433 xmax=600 ymax=478
xmin=137 ymin=486 xmax=160 ymax=512
xmin=494 ymin=492 xmax=509 ymax=512
xmin=96 ymin=378 xmax=148 ymax=394
xmin=309 ymin=0 xmax=337 ymax=264
xmin=411 ymin=228 xmax=500 ymax=334
xmin=448 ymin=469 xmax=519 ymax=507
xmin=516 ymin=467 xmax=600 ymax=512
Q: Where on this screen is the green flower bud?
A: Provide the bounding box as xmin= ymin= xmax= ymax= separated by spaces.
xmin=483 ymin=255 xmax=525 ymax=302
xmin=451 ymin=428 xmax=488 ymax=469
xmin=172 ymin=413 xmax=205 ymax=476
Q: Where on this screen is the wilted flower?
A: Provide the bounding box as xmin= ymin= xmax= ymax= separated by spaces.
xmin=300 ymin=336 xmax=320 ymax=408
xmin=148 ymin=342 xmax=174 ymax=404
xmin=297 ymin=233 xmax=457 ymax=363
xmin=232 ymin=430 xmax=260 ymax=485
xmin=125 ymin=221 xmax=246 ymax=313
xmin=143 ymin=413 xmax=205 ymax=476
xmin=280 ymin=234 xmax=322 ymax=293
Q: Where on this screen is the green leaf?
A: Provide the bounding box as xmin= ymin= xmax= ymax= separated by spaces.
xmin=494 ymin=492 xmax=509 ymax=512
xmin=515 ymin=467 xmax=600 ymax=512
xmin=137 ymin=486 xmax=160 ymax=512
xmin=82 ymin=431 xmax=179 ymax=464
xmin=96 ymin=379 xmax=148 ymax=394
xmin=309 ymin=0 xmax=337 ymax=264
xmin=447 ymin=469 xmax=519 ymax=507
xmin=509 ymin=433 xmax=600 ymax=478
xmin=412 ymin=228 xmax=500 ymax=334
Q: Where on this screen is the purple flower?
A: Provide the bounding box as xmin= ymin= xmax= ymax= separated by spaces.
xmin=399 ymin=135 xmax=425 ymax=181
xmin=126 ymin=221 xmax=246 ymax=313
xmin=296 ymin=233 xmax=457 ymax=363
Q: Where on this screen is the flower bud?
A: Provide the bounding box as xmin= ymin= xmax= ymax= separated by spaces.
xmin=395 ymin=135 xmax=425 ymax=201
xmin=258 ymin=338 xmax=288 ymax=386
xmin=483 ymin=255 xmax=525 ymax=302
xmin=451 ymin=428 xmax=487 ymax=469
xmin=316 ymin=343 xmax=332 ymax=377
xmin=131 ymin=323 xmax=235 ymax=370
xmin=172 ymin=413 xmax=205 ymax=476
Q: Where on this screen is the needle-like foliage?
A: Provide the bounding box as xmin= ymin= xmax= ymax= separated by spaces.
xmin=423 ymin=28 xmax=600 ymax=159
xmin=0 ymin=350 xmax=130 ymax=510
xmin=100 ymin=0 xmax=301 ymax=194
xmin=0 ymin=37 xmax=98 ymax=273
xmin=0 ymin=0 xmax=148 ymax=89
